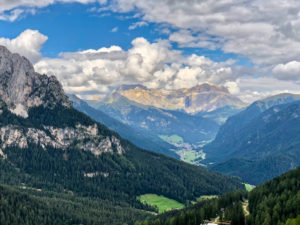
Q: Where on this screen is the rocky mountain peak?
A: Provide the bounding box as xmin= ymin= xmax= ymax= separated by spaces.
xmin=0 ymin=45 xmax=71 ymax=118
xmin=116 ymin=84 xmax=148 ymax=92
xmin=109 ymin=83 xmax=244 ymax=113
xmin=186 ymin=83 xmax=229 ymax=94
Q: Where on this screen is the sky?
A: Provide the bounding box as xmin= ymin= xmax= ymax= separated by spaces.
xmin=1 ymin=0 xmax=300 ymax=103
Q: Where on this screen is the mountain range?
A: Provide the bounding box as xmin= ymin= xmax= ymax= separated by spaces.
xmin=202 ymin=93 xmax=300 ymax=184
xmin=113 ymin=83 xmax=245 ymax=114
xmin=0 ymin=46 xmax=244 ymax=224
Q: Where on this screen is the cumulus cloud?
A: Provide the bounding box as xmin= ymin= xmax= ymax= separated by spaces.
xmin=32 ymin=34 xmax=238 ymax=95
xmin=224 ymin=81 xmax=240 ymax=95
xmin=234 ymin=77 xmax=300 ymax=103
xmin=4 ymin=0 xmax=300 ymax=77
xmin=4 ymin=0 xmax=300 ymax=86
xmin=273 ymin=61 xmax=300 ymax=80
xmin=103 ymin=0 xmax=300 ymax=68
xmin=0 ymin=29 xmax=48 ymax=63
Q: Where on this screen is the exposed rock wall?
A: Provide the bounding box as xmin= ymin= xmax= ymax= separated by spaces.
xmin=0 ymin=124 xmax=124 ymax=155
xmin=0 ymin=45 xmax=124 ymax=156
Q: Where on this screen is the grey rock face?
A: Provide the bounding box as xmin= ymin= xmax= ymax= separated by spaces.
xmin=0 ymin=46 xmax=71 ymax=118
xmin=0 ymin=124 xmax=124 ymax=156
xmin=0 ymin=46 xmax=124 ymax=156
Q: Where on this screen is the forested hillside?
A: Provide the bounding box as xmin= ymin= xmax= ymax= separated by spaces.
xmin=135 ymin=167 xmax=300 ymax=225
xmin=0 ymin=183 xmax=149 ymax=225
xmin=247 ymin=166 xmax=300 ymax=225
xmin=0 ymin=102 xmax=244 ymax=208
xmin=202 ymin=94 xmax=300 ymax=184
xmin=134 ymin=191 xmax=247 ymax=225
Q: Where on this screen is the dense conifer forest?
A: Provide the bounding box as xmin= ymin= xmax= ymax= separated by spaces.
xmin=135 ymin=167 xmax=300 ymax=225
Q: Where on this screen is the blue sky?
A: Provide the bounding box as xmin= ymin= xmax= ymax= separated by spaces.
xmin=1 ymin=0 xmax=300 ymax=102
xmin=0 ymin=3 xmax=153 ymax=56
xmin=0 ymin=2 xmax=249 ymax=65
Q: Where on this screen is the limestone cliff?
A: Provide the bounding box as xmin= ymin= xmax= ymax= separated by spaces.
xmin=0 ymin=46 xmax=123 ymax=156
xmin=111 ymin=83 xmax=245 ymax=113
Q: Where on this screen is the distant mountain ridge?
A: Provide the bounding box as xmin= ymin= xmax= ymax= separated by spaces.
xmin=109 ymin=83 xmax=245 ymax=114
xmin=204 ymin=93 xmax=300 ymax=162
xmin=87 ymin=92 xmax=219 ymax=145
xmin=202 ymin=93 xmax=300 ymax=184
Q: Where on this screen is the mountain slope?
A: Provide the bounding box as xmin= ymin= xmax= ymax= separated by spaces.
xmin=115 ymin=83 xmax=245 ymax=114
xmin=204 ymin=93 xmax=300 ymax=162
xmin=0 ymin=183 xmax=149 ymax=225
xmin=197 ymin=105 xmax=244 ymax=125
xmin=90 ymin=93 xmax=219 ymax=145
xmin=69 ymin=94 xmax=178 ymax=158
xmin=0 ymin=46 xmax=244 ymax=224
xmin=136 ymin=167 xmax=300 ymax=225
xmin=202 ymin=94 xmax=300 ymax=184
xmin=247 ymin=166 xmax=300 ymax=225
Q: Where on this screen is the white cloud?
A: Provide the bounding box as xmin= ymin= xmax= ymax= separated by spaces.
xmin=28 ymin=32 xmax=236 ymax=95
xmin=273 ymin=61 xmax=300 ymax=80
xmin=128 ymin=21 xmax=148 ymax=30
xmin=0 ymin=29 xmax=48 ymax=63
xmin=4 ymin=0 xmax=300 ymax=76
xmin=235 ymin=77 xmax=300 ymax=103
xmin=103 ymin=0 xmax=300 ymax=68
xmin=0 ymin=9 xmax=25 ymax=22
xmin=111 ymin=27 xmax=118 ymax=32
xmin=0 ymin=0 xmax=106 ymax=21
xmin=224 ymin=81 xmax=240 ymax=95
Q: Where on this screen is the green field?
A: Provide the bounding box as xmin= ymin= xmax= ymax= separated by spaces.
xmin=159 ymin=134 xmax=184 ymax=144
xmin=138 ymin=194 xmax=185 ymax=213
xmin=245 ymin=183 xmax=255 ymax=192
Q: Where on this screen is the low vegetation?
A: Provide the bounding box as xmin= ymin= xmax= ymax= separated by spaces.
xmin=244 ymin=183 xmax=255 ymax=192
xmin=138 ymin=194 xmax=184 ymax=213
xmin=159 ymin=134 xmax=184 ymax=144
xmin=285 ymin=215 xmax=300 ymax=225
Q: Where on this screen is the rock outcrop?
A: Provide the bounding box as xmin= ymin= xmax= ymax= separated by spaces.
xmin=0 ymin=45 xmax=124 ymax=156
xmin=0 ymin=46 xmax=71 ymax=118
